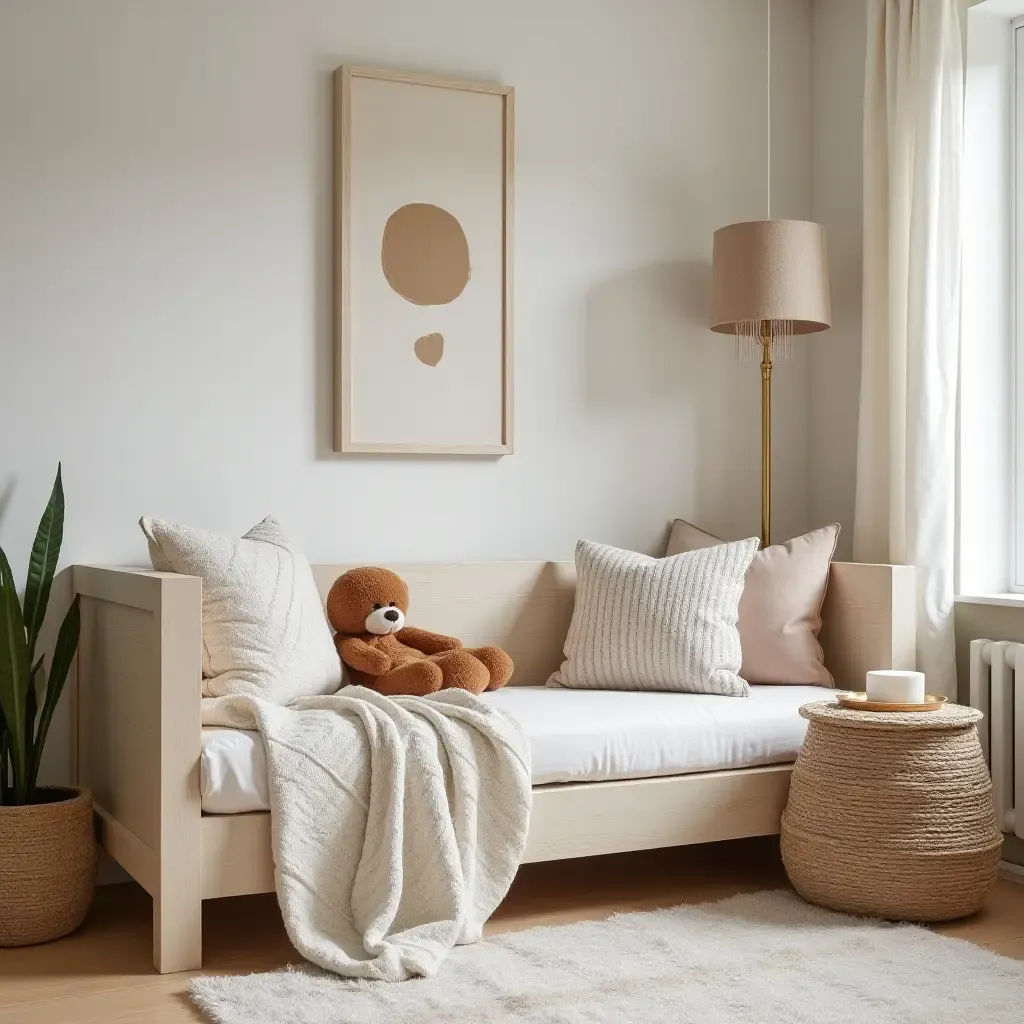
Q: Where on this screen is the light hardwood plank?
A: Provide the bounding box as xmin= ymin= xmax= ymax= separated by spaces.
xmin=3 ymin=839 xmax=1023 ymax=1023
xmin=981 ymin=935 xmax=1024 ymax=960
xmin=931 ymin=877 xmax=1024 ymax=945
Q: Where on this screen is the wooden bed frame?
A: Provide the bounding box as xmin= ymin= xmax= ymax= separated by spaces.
xmin=71 ymin=559 xmax=915 ymax=973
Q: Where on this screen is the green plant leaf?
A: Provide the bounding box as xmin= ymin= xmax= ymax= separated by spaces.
xmin=0 ymin=707 xmax=8 ymax=805
xmin=25 ymin=655 xmax=44 ymax=768
xmin=24 ymin=659 xmax=38 ymax=745
xmin=30 ymin=653 xmax=44 ymax=696
xmin=23 ymin=464 xmax=64 ymax=660
xmin=0 ymin=543 xmax=31 ymax=801
xmin=28 ymin=595 xmax=79 ymax=799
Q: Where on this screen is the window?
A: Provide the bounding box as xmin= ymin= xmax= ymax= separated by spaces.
xmin=959 ymin=6 xmax=1019 ymax=595
xmin=1014 ymin=16 xmax=1024 ymax=589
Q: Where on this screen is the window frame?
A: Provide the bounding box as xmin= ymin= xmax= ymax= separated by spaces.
xmin=1012 ymin=15 xmax=1024 ymax=590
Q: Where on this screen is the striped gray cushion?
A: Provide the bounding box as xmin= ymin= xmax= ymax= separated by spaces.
xmin=548 ymin=538 xmax=759 ymax=696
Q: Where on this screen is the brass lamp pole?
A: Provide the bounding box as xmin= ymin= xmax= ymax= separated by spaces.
xmin=760 ymin=319 xmax=773 ymax=548
xmin=710 ymin=221 xmax=832 ymax=548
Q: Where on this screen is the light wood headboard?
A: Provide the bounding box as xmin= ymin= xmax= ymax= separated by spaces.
xmin=310 ymin=562 xmax=577 ymax=687
xmin=309 ymin=560 xmax=916 ymax=690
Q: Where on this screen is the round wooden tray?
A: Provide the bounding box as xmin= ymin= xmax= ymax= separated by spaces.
xmin=835 ymin=692 xmax=948 ymax=713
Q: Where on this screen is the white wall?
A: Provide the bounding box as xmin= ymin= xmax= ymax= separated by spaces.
xmin=0 ymin=0 xmax=789 ymax=572
xmin=770 ymin=0 xmax=814 ymax=545
xmin=809 ymin=0 xmax=868 ymax=561
xmin=0 ymin=0 xmax=816 ymax=785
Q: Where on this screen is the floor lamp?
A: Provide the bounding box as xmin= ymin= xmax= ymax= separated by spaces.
xmin=710 ymin=220 xmax=831 ymax=547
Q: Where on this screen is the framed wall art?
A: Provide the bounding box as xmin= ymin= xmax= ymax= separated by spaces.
xmin=334 ymin=66 xmax=514 ymax=454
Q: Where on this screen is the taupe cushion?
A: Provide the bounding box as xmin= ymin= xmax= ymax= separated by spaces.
xmin=665 ymin=521 xmax=839 ymax=687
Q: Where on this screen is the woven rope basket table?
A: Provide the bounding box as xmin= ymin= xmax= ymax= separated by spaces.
xmin=780 ymin=701 xmax=1002 ymax=922
xmin=0 ymin=788 xmax=96 ymax=946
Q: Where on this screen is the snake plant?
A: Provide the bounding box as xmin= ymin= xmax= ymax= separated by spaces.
xmin=0 ymin=465 xmax=80 ymax=805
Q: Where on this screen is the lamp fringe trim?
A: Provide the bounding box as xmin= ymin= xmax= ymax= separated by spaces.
xmin=733 ymin=319 xmax=793 ymax=362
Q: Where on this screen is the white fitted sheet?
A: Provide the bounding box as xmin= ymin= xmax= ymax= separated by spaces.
xmin=200 ymin=684 xmax=824 ymax=814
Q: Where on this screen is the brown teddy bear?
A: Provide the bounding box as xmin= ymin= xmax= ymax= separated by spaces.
xmin=326 ymin=566 xmax=514 ymax=697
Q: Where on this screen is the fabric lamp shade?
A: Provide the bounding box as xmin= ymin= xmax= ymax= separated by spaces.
xmin=710 ymin=220 xmax=831 ymax=333
xmin=708 ymin=218 xmax=832 ymax=550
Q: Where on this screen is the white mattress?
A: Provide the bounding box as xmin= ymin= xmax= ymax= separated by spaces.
xmin=200 ymin=685 xmax=824 ymax=814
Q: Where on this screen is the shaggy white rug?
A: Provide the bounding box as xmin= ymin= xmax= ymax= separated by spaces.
xmin=190 ymin=890 xmax=1024 ymax=1023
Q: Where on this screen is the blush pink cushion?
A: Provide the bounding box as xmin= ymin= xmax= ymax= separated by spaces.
xmin=665 ymin=521 xmax=839 ymax=686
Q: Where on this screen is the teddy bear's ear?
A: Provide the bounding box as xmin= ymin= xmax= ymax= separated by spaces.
xmin=384 ymin=570 xmax=410 ymax=613
xmin=326 ymin=566 xmax=410 ymax=632
xmin=326 ymin=570 xmax=368 ymax=635
xmin=357 ymin=567 xmax=410 ymax=612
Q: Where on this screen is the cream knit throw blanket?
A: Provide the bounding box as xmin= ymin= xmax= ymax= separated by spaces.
xmin=204 ymin=687 xmax=532 ymax=982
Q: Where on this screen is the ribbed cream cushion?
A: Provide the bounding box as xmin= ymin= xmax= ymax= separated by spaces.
xmin=548 ymin=538 xmax=759 ymax=696
xmin=140 ymin=516 xmax=342 ymax=707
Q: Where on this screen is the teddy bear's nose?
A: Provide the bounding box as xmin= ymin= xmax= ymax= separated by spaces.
xmin=384 ymin=609 xmax=400 ymax=622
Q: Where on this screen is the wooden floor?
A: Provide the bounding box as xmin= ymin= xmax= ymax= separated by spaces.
xmin=2 ymin=838 xmax=1023 ymax=1023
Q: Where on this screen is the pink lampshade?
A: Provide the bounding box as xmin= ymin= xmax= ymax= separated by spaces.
xmin=710 ymin=220 xmax=831 ymax=333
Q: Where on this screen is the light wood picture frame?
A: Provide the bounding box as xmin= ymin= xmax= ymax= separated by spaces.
xmin=334 ymin=66 xmax=514 ymax=455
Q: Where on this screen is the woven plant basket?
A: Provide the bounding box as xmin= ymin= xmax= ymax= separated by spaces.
xmin=781 ymin=702 xmax=1002 ymax=922
xmin=0 ymin=787 xmax=97 ymax=946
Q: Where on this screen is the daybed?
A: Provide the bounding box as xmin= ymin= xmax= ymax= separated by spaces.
xmin=71 ymin=559 xmax=915 ymax=973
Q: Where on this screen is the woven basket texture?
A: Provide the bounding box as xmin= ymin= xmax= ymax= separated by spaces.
xmin=781 ymin=701 xmax=1003 ymax=922
xmin=0 ymin=787 xmax=97 ymax=946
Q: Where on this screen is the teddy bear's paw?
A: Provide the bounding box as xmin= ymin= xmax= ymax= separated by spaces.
xmin=431 ymin=650 xmax=490 ymax=695
xmin=375 ymin=660 xmax=444 ymax=697
xmin=467 ymin=646 xmax=515 ymax=691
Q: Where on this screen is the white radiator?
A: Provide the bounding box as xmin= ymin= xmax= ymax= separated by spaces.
xmin=969 ymin=639 xmax=1024 ymax=840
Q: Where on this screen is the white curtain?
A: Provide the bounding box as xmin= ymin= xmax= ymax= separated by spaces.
xmin=855 ymin=0 xmax=963 ymax=698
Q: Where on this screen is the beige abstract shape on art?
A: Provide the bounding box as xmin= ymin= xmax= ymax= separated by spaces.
xmin=381 ymin=203 xmax=470 ymax=367
xmin=414 ymin=333 xmax=444 ymax=367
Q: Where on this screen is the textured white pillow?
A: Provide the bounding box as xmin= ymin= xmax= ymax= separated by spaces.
xmin=548 ymin=538 xmax=759 ymax=696
xmin=140 ymin=516 xmax=341 ymax=705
